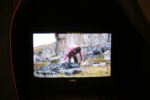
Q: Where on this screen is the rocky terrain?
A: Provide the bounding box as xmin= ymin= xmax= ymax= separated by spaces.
xmin=33 ymin=33 xmax=111 ymax=77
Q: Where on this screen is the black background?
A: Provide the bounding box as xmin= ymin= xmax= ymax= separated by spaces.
xmin=1 ymin=0 xmax=150 ymax=100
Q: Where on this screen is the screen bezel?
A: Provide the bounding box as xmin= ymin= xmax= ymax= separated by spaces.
xmin=12 ymin=26 xmax=114 ymax=93
xmin=31 ymin=26 xmax=113 ymax=79
xmin=32 ymin=32 xmax=112 ymax=78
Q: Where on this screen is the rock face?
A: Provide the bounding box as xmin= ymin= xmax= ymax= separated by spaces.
xmin=34 ymin=33 xmax=111 ymax=62
xmin=57 ymin=33 xmax=111 ymax=55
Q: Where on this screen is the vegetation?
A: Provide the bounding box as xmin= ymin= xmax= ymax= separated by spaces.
xmin=53 ymin=54 xmax=111 ymax=77
xmin=34 ymin=61 xmax=48 ymax=69
xmin=53 ymin=65 xmax=110 ymax=78
xmin=77 ymin=65 xmax=111 ymax=77
xmin=51 ymin=59 xmax=59 ymax=64
xmin=52 ymin=55 xmax=57 ymax=57
xmin=86 ymin=55 xmax=110 ymax=64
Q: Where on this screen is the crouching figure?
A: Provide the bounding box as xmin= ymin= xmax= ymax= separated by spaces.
xmin=63 ymin=45 xmax=84 ymax=64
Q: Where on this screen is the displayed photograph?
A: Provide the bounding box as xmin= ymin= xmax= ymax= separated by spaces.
xmin=33 ymin=33 xmax=111 ymax=78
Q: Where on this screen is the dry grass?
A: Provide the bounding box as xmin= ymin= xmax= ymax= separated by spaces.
xmin=51 ymin=64 xmax=111 ymax=78
xmin=71 ymin=65 xmax=110 ymax=77
xmin=34 ymin=61 xmax=48 ymax=69
xmin=46 ymin=54 xmax=111 ymax=78
xmin=34 ymin=52 xmax=111 ymax=78
xmin=86 ymin=55 xmax=110 ymax=64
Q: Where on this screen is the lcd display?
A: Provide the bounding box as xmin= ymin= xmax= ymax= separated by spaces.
xmin=33 ymin=33 xmax=111 ymax=78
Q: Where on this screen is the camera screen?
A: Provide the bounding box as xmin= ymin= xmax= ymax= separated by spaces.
xmin=33 ymin=33 xmax=111 ymax=78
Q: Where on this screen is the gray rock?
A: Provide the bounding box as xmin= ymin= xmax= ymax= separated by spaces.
xmin=82 ymin=61 xmax=89 ymax=66
xmin=99 ymin=62 xmax=106 ymax=66
xmin=61 ymin=68 xmax=88 ymax=76
xmin=34 ymin=55 xmax=43 ymax=62
xmin=51 ymin=56 xmax=60 ymax=61
xmin=103 ymin=50 xmax=111 ymax=61
xmin=104 ymin=55 xmax=111 ymax=61
xmin=81 ymin=61 xmax=93 ymax=66
xmin=92 ymin=62 xmax=106 ymax=67
xmin=93 ymin=49 xmax=100 ymax=55
xmin=61 ymin=63 xmax=80 ymax=69
xmin=70 ymin=63 xmax=80 ymax=68
xmin=93 ymin=64 xmax=101 ymax=67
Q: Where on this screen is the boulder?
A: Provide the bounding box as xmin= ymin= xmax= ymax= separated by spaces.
xmin=93 ymin=49 xmax=100 ymax=55
xmin=51 ymin=56 xmax=60 ymax=60
xmin=51 ymin=56 xmax=60 ymax=64
xmin=61 ymin=63 xmax=80 ymax=69
xmin=61 ymin=68 xmax=88 ymax=76
xmin=99 ymin=48 xmax=103 ymax=55
xmin=82 ymin=61 xmax=89 ymax=66
xmin=103 ymin=50 xmax=111 ymax=61
xmin=70 ymin=63 xmax=80 ymax=68
xmin=84 ymin=51 xmax=93 ymax=59
xmin=92 ymin=62 xmax=106 ymax=67
xmin=99 ymin=62 xmax=106 ymax=66
xmin=34 ymin=55 xmax=43 ymax=62
xmin=93 ymin=64 xmax=101 ymax=67
xmin=104 ymin=55 xmax=111 ymax=61
xmin=81 ymin=61 xmax=93 ymax=66
xmin=106 ymin=43 xmax=111 ymax=50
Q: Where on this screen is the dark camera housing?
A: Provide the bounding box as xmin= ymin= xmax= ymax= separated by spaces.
xmin=10 ymin=0 xmax=147 ymax=98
